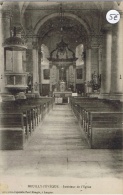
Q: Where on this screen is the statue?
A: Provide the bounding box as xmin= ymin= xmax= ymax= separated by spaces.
xmin=34 ymin=82 xmax=39 ymax=91
xmin=92 ymin=71 xmax=101 ymax=90
xmin=92 ymin=71 xmax=98 ymax=85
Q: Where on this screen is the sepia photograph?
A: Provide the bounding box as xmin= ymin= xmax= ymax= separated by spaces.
xmin=0 ymin=0 xmax=123 ymax=194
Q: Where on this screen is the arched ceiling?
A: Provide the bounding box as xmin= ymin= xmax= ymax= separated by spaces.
xmin=38 ymin=17 xmax=87 ymax=39
xmin=21 ymin=1 xmax=119 ymax=38
xmin=2 ymin=1 xmax=121 ymax=53
xmin=19 ymin=1 xmax=118 ymax=52
xmin=20 ymin=1 xmax=117 ymax=15
xmin=37 ymin=16 xmax=87 ymax=52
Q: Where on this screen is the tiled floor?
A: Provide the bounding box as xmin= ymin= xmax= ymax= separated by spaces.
xmin=0 ymin=104 xmax=123 ymax=178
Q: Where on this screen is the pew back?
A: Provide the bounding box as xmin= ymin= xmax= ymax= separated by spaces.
xmin=0 ymin=113 xmax=24 ymax=150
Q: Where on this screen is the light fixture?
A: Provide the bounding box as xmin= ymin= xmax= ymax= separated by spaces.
xmin=59 ymin=3 xmax=64 ymax=33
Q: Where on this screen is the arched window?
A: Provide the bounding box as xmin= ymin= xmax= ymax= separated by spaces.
xmin=76 ymin=44 xmax=84 ymax=66
xmin=41 ymin=44 xmax=50 ymax=64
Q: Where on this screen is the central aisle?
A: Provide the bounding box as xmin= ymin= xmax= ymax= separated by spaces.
xmin=1 ymin=104 xmax=122 ymax=179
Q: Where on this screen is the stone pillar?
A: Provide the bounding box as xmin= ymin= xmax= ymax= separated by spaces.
xmin=2 ymin=9 xmax=11 ymax=40
xmin=90 ymin=35 xmax=100 ymax=76
xmin=73 ymin=63 xmax=76 ymax=92
xmin=98 ymin=45 xmax=102 ymax=76
xmin=0 ymin=5 xmax=4 ymax=93
xmin=86 ymin=47 xmax=91 ymax=82
xmin=57 ymin=67 xmax=59 ymax=90
xmin=110 ymin=13 xmax=123 ymax=97
xmin=85 ymin=47 xmax=92 ymax=93
xmin=38 ymin=49 xmax=41 ymax=95
xmin=101 ymin=25 xmax=112 ymax=94
xmin=91 ymin=46 xmax=99 ymax=75
xmin=0 ymin=6 xmax=11 ymax=93
xmin=66 ymin=68 xmax=69 ymax=89
xmin=32 ymin=38 xmax=39 ymax=93
xmin=49 ymin=61 xmax=52 ymax=92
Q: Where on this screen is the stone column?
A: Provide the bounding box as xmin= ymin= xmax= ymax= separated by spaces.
xmin=66 ymin=68 xmax=69 ymax=89
xmin=57 ymin=67 xmax=59 ymax=90
xmin=38 ymin=49 xmax=41 ymax=95
xmin=85 ymin=47 xmax=92 ymax=93
xmin=86 ymin=47 xmax=91 ymax=82
xmin=98 ymin=45 xmax=102 ymax=76
xmin=110 ymin=12 xmax=123 ymax=97
xmin=73 ymin=63 xmax=76 ymax=92
xmin=49 ymin=61 xmax=52 ymax=92
xmin=32 ymin=38 xmax=39 ymax=93
xmin=0 ymin=5 xmax=4 ymax=93
xmin=2 ymin=9 xmax=11 ymax=40
xmin=101 ymin=25 xmax=112 ymax=94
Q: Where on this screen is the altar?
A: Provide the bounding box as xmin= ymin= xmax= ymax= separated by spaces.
xmin=53 ymin=91 xmax=72 ymax=104
xmin=48 ymin=38 xmax=77 ymax=97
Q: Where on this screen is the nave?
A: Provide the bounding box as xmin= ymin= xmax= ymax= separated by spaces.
xmin=0 ymin=105 xmax=122 ymax=178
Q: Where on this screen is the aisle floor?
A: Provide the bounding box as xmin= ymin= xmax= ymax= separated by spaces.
xmin=0 ymin=105 xmax=123 ymax=178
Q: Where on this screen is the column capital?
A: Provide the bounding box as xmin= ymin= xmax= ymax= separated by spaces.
xmin=33 ymin=42 xmax=39 ymax=50
xmin=0 ymin=9 xmax=11 ymax=18
xmin=101 ymin=24 xmax=112 ymax=33
xmin=32 ymin=36 xmax=39 ymax=49
xmin=87 ymin=35 xmax=102 ymax=48
xmin=85 ymin=42 xmax=91 ymax=50
xmin=119 ymin=11 xmax=123 ymax=18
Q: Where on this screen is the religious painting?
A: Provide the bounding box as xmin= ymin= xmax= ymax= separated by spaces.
xmin=43 ymin=69 xmax=50 ymax=80
xmin=76 ymin=68 xmax=83 ymax=79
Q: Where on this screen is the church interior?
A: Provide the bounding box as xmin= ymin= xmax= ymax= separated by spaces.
xmin=0 ymin=1 xmax=123 ymax=183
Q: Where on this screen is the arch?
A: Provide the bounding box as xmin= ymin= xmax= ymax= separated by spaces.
xmin=34 ymin=12 xmax=90 ymax=35
xmin=20 ymin=2 xmax=30 ymax=16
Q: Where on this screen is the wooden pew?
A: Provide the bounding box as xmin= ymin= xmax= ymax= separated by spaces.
xmin=26 ymin=97 xmax=54 ymax=119
xmin=0 ymin=113 xmax=25 ymax=150
xmin=72 ymin=100 xmax=107 ymax=122
xmin=80 ymin=103 xmax=120 ymax=128
xmin=1 ymin=102 xmax=32 ymax=139
xmin=0 ymin=97 xmax=54 ymax=150
xmin=70 ymin=97 xmax=123 ymax=149
xmin=4 ymin=97 xmax=54 ymax=133
xmin=88 ymin=112 xmax=123 ymax=149
xmin=83 ymin=106 xmax=122 ymax=137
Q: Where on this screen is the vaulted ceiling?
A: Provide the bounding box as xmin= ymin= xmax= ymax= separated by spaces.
xmin=2 ymin=1 xmax=122 ymax=52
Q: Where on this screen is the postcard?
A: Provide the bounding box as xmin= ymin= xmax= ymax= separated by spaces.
xmin=0 ymin=0 xmax=123 ymax=194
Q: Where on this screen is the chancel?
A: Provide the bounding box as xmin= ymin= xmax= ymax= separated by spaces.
xmin=0 ymin=1 xmax=123 ymax=184
xmin=48 ymin=38 xmax=77 ymax=103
